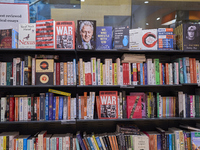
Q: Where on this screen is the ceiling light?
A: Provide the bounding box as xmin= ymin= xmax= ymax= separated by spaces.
xmin=144 ymin=1 xmax=149 ymax=4
xmin=146 ymin=23 xmax=149 ymax=25
xmin=157 ymin=17 xmax=160 ymax=20
xmin=81 ymin=0 xmax=85 ymax=1
xmin=73 ymin=5 xmax=76 ymax=7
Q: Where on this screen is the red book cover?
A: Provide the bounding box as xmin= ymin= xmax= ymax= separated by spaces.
xmin=96 ymin=96 xmax=100 ymax=119
xmin=127 ymin=63 xmax=130 ymax=85
xmin=56 ymin=137 xmax=59 ymax=150
xmin=132 ymin=63 xmax=137 ymax=85
xmin=192 ymin=58 xmax=197 ymax=83
xmin=99 ymin=91 xmax=118 ymax=119
xmin=9 ymin=96 xmax=15 ymax=121
xmin=189 ymin=58 xmax=194 ymax=83
xmin=88 ymin=72 xmax=92 ymax=85
xmin=36 ymin=19 xmax=55 ymax=49
xmin=126 ymin=95 xmax=142 ymax=118
xmin=165 ymin=63 xmax=169 ymax=85
xmin=56 ymin=62 xmax=60 ymax=85
xmin=55 ymin=21 xmax=75 ymax=49
xmin=122 ymin=63 xmax=126 ymax=85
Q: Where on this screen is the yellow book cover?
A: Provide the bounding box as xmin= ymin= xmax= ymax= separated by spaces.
xmin=100 ymin=63 xmax=103 ymax=85
xmin=48 ymin=89 xmax=71 ymax=97
xmin=3 ymin=136 xmax=6 ymax=150
xmin=114 ymin=63 xmax=117 ymax=85
xmin=64 ymin=62 xmax=67 ymax=85
xmin=83 ymin=62 xmax=85 ymax=85
xmin=92 ymin=133 xmax=100 ymax=150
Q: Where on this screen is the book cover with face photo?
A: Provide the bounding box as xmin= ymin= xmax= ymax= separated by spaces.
xmin=183 ymin=24 xmax=200 ymax=50
xmin=76 ymin=20 xmax=96 ymax=50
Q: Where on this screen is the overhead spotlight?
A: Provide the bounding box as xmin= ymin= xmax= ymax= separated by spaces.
xmin=146 ymin=23 xmax=149 ymax=25
xmin=157 ymin=17 xmax=160 ymax=20
xmin=81 ymin=0 xmax=85 ymax=1
xmin=73 ymin=5 xmax=76 ymax=7
xmin=144 ymin=1 xmax=149 ymax=4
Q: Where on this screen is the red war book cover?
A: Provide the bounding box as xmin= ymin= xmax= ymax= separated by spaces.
xmin=99 ymin=91 xmax=118 ymax=119
xmin=55 ymin=21 xmax=75 ymax=49
xmin=36 ymin=19 xmax=55 ymax=49
xmin=126 ymin=95 xmax=142 ymax=119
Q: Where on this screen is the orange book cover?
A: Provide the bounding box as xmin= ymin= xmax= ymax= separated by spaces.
xmin=37 ymin=97 xmax=40 ymax=121
xmin=15 ymin=97 xmax=18 ymax=121
xmin=55 ymin=96 xmax=59 ymax=120
xmin=108 ymin=135 xmax=114 ymax=150
xmin=154 ymin=134 xmax=157 ymax=150
xmin=82 ymin=138 xmax=89 ymax=150
xmin=189 ymin=58 xmax=194 ymax=83
xmin=44 ymin=137 xmax=46 ymax=150
xmin=193 ymin=58 xmax=197 ymax=83
xmin=165 ymin=63 xmax=169 ymax=85
xmin=111 ymin=135 xmax=116 ymax=150
xmin=99 ymin=91 xmax=118 ymax=119
xmin=96 ymin=96 xmax=100 ymax=118
xmin=68 ymin=96 xmax=71 ymax=120
xmin=84 ymin=92 xmax=87 ymax=119
xmin=162 ymin=97 xmax=166 ymax=118
xmin=64 ymin=62 xmax=67 ymax=85
xmin=159 ymin=63 xmax=162 ymax=85
xmin=113 ymin=135 xmax=119 ymax=150
xmin=81 ymin=96 xmax=84 ymax=119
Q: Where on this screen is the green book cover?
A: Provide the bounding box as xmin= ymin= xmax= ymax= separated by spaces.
xmin=6 ymin=62 xmax=12 ymax=86
xmin=157 ymin=93 xmax=160 ymax=118
xmin=154 ymin=59 xmax=160 ymax=85
xmin=178 ymin=58 xmax=184 ymax=84
xmin=195 ymin=95 xmax=199 ymax=118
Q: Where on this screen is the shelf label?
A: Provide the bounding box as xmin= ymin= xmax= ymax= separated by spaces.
xmin=120 ymin=85 xmax=135 ymax=88
xmin=61 ymin=120 xmax=76 ymax=124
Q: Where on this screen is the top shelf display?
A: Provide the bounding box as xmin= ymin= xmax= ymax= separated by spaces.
xmin=0 ymin=19 xmax=199 ymax=52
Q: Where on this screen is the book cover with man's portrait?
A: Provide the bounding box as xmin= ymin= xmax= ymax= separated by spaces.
xmin=76 ymin=20 xmax=96 ymax=50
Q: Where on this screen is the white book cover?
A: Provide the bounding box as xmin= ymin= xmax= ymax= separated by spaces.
xmin=129 ymin=62 xmax=131 ymax=85
xmin=32 ymin=58 xmax=35 ymax=85
xmin=23 ymin=97 xmax=28 ymax=121
xmin=142 ymin=29 xmax=157 ymax=50
xmin=91 ymin=57 xmax=96 ymax=85
xmin=70 ymin=62 xmax=73 ymax=85
xmin=13 ymin=58 xmax=16 ymax=86
xmin=90 ymin=92 xmax=95 ymax=119
xmin=87 ymin=96 xmax=91 ymax=119
xmin=178 ymin=91 xmax=183 ymax=117
xmin=133 ymin=134 xmax=149 ymax=150
xmin=105 ymin=59 xmax=109 ymax=85
xmin=53 ymin=62 xmax=56 ymax=85
xmin=19 ymin=97 xmax=23 ymax=121
xmin=70 ymin=98 xmax=74 ymax=120
xmin=0 ymin=97 xmax=6 ymax=122
xmin=103 ymin=64 xmax=105 ymax=85
xmin=109 ymin=59 xmax=112 ymax=85
xmin=97 ymin=59 xmax=101 ymax=85
xmin=147 ymin=58 xmax=152 ymax=85
xmin=1 ymin=62 xmax=6 ymax=86
xmin=74 ymin=98 xmax=76 ymax=119
xmin=120 ymin=65 xmax=123 ymax=86
xmin=129 ymin=28 xmax=142 ymax=50
xmin=67 ymin=62 xmax=71 ymax=85
xmin=151 ymin=62 xmax=155 ymax=85
xmin=60 ymin=62 xmax=64 ymax=85
xmin=18 ymin=23 xmax=36 ymax=49
xmin=169 ymin=63 xmax=173 ymax=85
xmin=79 ymin=59 xmax=83 ymax=85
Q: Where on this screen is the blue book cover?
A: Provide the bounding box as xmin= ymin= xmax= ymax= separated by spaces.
xmin=140 ymin=63 xmax=143 ymax=85
xmin=48 ymin=93 xmax=53 ymax=120
xmin=169 ymin=134 xmax=172 ymax=150
xmin=76 ymin=133 xmax=86 ymax=150
xmin=40 ymin=93 xmax=45 ymax=120
xmin=183 ymin=57 xmax=187 ymax=83
xmin=87 ymin=137 xmax=95 ymax=150
xmin=59 ymin=96 xmax=63 ymax=120
xmin=157 ymin=134 xmax=161 ymax=150
xmin=23 ymin=135 xmax=31 ymax=150
xmin=45 ymin=93 xmax=49 ymax=120
xmin=157 ymin=28 xmax=173 ymax=50
xmin=144 ymin=63 xmax=148 ymax=85
xmin=76 ymin=138 xmax=80 ymax=150
xmin=191 ymin=131 xmax=200 ymax=150
xmin=173 ymin=63 xmax=177 ymax=84
xmin=12 ymin=29 xmax=18 ymax=48
xmin=20 ymin=61 xmax=24 ymax=85
xmin=162 ymin=64 xmax=165 ymax=85
xmin=52 ymin=96 xmax=56 ymax=120
xmin=96 ymin=26 xmax=112 ymax=50
xmin=95 ymin=137 xmax=102 ymax=149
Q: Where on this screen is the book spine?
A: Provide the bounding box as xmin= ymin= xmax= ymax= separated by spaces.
xmin=27 ymin=97 xmax=31 ymax=121
xmin=60 ymin=62 xmax=64 ymax=85
xmin=70 ymin=62 xmax=73 ymax=85
xmin=59 ymin=96 xmax=63 ymax=120
xmin=37 ymin=97 xmax=40 ymax=121
xmin=155 ymin=59 xmax=160 ymax=85
xmin=73 ymin=59 xmax=76 ymax=85
xmin=32 ymin=58 xmax=35 ymax=85
xmin=45 ymin=93 xmax=49 ymax=120
xmin=63 ymin=96 xmax=67 ymax=120
xmin=186 ymin=57 xmax=190 ymax=83
xmin=48 ymin=93 xmax=53 ymax=120
xmin=9 ymin=96 xmax=15 ymax=121
xmin=15 ymin=97 xmax=19 ymax=121
xmin=33 ymin=97 xmax=37 ymax=120
xmin=55 ymin=96 xmax=59 ymax=120
xmin=31 ymin=95 xmax=34 ymax=121
xmin=56 ymin=62 xmax=60 ymax=85
xmin=54 ymin=62 xmax=56 ymax=85
xmin=64 ymin=62 xmax=67 ymax=85
xmin=179 ymin=58 xmax=184 ymax=84
xmin=40 ymin=93 xmax=45 ymax=120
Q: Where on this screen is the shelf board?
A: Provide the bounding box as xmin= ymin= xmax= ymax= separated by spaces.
xmin=0 ymin=85 xmax=76 ymax=88
xmin=0 ymin=120 xmax=62 ymax=124
xmin=77 ymin=85 xmax=120 ymax=88
xmin=0 ymin=48 xmax=75 ymax=52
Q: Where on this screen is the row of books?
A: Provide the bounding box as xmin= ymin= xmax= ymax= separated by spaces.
xmin=0 ymin=55 xmax=76 ymax=86
xmin=3 ymin=124 xmax=200 ymax=150
xmin=1 ymin=89 xmax=200 ymax=122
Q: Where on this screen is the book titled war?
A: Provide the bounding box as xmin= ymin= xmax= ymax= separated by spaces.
xmin=0 ymin=29 xmax=18 ymax=48
xmin=114 ymin=26 xmax=129 ymax=49
xmin=96 ymin=26 xmax=112 ymax=50
xmin=18 ymin=23 xmax=36 ymax=48
xmin=36 ymin=19 xmax=55 ymax=49
xmin=99 ymin=91 xmax=118 ymax=119
xmin=35 ymin=59 xmax=54 ymax=85
xmin=55 ymin=21 xmax=75 ymax=49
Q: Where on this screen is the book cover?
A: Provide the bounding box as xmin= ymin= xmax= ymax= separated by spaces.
xmin=18 ymin=23 xmax=36 ymax=49
xmin=99 ymin=91 xmax=118 ymax=119
xmin=142 ymin=29 xmax=157 ymax=50
xmin=157 ymin=28 xmax=173 ymax=50
xmin=76 ymin=20 xmax=96 ymax=50
xmin=35 ymin=59 xmax=54 ymax=85
xmin=0 ymin=29 xmax=18 ymax=48
xmin=24 ymin=55 xmax=32 ymax=85
xmin=114 ymin=26 xmax=129 ymax=49
xmin=55 ymin=21 xmax=75 ymax=49
xmin=40 ymin=93 xmax=45 ymax=120
xmin=36 ymin=19 xmax=55 ymax=49
xmin=96 ymin=26 xmax=112 ymax=50
xmin=126 ymin=95 xmax=142 ymax=119
xmin=129 ymin=28 xmax=142 ymax=50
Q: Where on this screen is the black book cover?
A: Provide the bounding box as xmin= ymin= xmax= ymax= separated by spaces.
xmin=166 ymin=134 xmax=169 ymax=150
xmin=76 ymin=20 xmax=96 ymax=50
xmin=16 ymin=60 xmax=21 ymax=85
xmin=40 ymin=93 xmax=45 ymax=120
xmin=116 ymin=133 xmax=122 ymax=150
xmin=31 ymin=94 xmax=34 ymax=121
xmin=5 ymin=95 xmax=10 ymax=121
xmin=114 ymin=26 xmax=129 ymax=50
xmin=102 ymin=135 xmax=109 ymax=150
xmin=121 ymin=133 xmax=126 ymax=150
xmin=33 ymin=97 xmax=37 ymax=120
xmin=156 ymin=127 xmax=166 ymax=150
xmin=122 ymin=91 xmax=127 ymax=118
xmin=124 ymin=135 xmax=128 ymax=150
xmin=104 ymin=134 xmax=112 ymax=150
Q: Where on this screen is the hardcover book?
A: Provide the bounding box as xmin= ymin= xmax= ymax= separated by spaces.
xmin=35 ymin=59 xmax=54 ymax=85
xmin=129 ymin=28 xmax=142 ymax=50
xmin=99 ymin=91 xmax=118 ymax=119
xmin=18 ymin=23 xmax=36 ymax=49
xmin=126 ymin=95 xmax=142 ymax=118
xmin=96 ymin=26 xmax=112 ymax=50
xmin=36 ymin=19 xmax=55 ymax=49
xmin=142 ymin=29 xmax=157 ymax=50
xmin=76 ymin=20 xmax=96 ymax=50
xmin=0 ymin=29 xmax=18 ymax=48
xmin=55 ymin=21 xmax=75 ymax=49
xmin=114 ymin=26 xmax=129 ymax=49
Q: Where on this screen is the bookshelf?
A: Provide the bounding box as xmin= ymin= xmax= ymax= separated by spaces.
xmin=0 ymin=48 xmax=200 ymax=136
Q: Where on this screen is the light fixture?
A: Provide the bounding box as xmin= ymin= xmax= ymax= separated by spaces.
xmin=146 ymin=23 xmax=149 ymax=25
xmin=81 ymin=0 xmax=85 ymax=1
xmin=157 ymin=17 xmax=160 ymax=20
xmin=73 ymin=5 xmax=76 ymax=7
xmin=144 ymin=1 xmax=149 ymax=4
